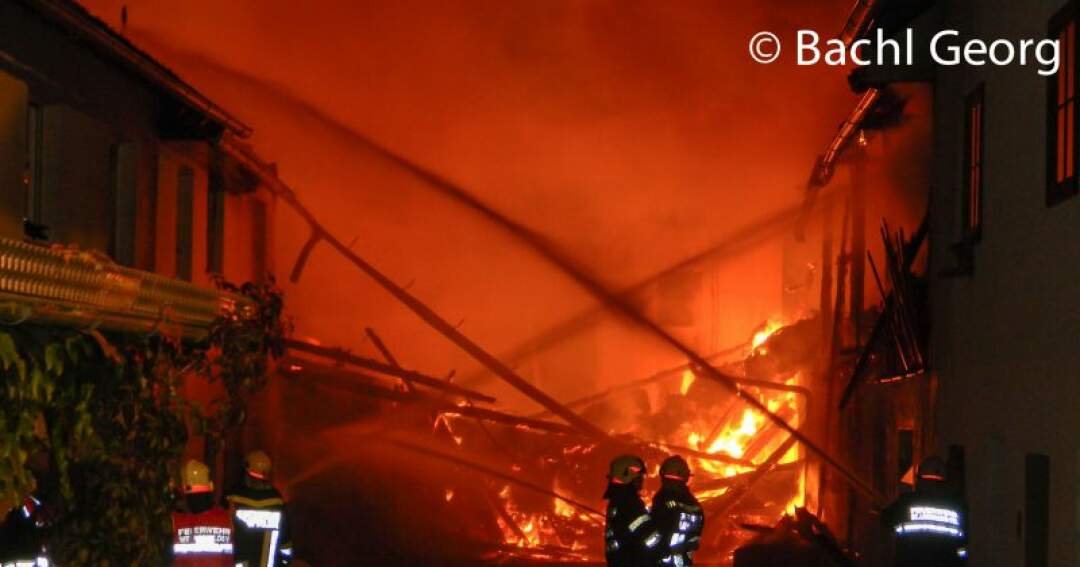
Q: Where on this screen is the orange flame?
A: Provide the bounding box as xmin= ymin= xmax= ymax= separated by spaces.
xmin=751 ymin=319 xmax=783 ymax=352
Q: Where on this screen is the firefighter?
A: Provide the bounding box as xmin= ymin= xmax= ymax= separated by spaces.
xmin=652 ymin=455 xmax=705 ymax=567
xmin=604 ymin=454 xmax=661 ymax=567
xmin=883 ymin=456 xmax=967 ymax=567
xmin=0 ymin=491 xmax=49 ymax=566
xmin=1 ymin=450 xmax=51 ymax=566
xmin=171 ymin=459 xmax=234 ymax=566
xmin=225 ymin=450 xmax=293 ymax=566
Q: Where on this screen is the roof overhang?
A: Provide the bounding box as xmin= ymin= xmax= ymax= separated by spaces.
xmin=19 ymin=0 xmax=252 ymax=139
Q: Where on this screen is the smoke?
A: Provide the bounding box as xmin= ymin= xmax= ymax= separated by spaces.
xmin=79 ymin=0 xmax=861 ymax=396
xmin=70 ymin=1 xmax=934 ymax=561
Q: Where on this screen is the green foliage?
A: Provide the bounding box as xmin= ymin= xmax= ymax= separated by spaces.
xmin=0 ymin=277 xmax=287 ymax=565
xmin=202 ymin=276 xmax=292 ymax=434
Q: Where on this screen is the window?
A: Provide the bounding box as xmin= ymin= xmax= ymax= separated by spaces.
xmin=176 ymin=166 xmax=194 ymax=281
xmin=111 ymin=142 xmax=136 ymax=266
xmin=251 ymin=198 xmax=268 ymax=281
xmin=1050 ymin=6 xmax=1079 ymax=205
xmin=26 ymin=103 xmax=42 ymax=222
xmin=963 ymin=85 xmax=984 ymax=238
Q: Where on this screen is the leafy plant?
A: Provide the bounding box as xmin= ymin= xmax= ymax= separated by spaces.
xmin=0 ymin=277 xmax=287 ymax=565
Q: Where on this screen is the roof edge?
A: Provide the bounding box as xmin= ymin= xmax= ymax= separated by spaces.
xmin=23 ymin=0 xmax=253 ymax=138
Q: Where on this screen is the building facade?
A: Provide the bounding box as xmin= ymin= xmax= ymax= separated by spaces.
xmin=923 ymin=1 xmax=1077 ymax=565
xmin=0 ymin=0 xmax=280 ymax=483
xmin=0 ymin=0 xmax=274 ymax=288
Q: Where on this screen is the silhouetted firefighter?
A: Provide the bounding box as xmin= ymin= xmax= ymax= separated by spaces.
xmin=883 ymin=456 xmax=968 ymax=566
xmin=604 ymin=455 xmax=661 ymax=567
xmin=225 ymin=451 xmax=293 ymax=566
xmin=652 ymin=456 xmax=705 ymax=566
xmin=0 ymin=452 xmax=50 ymax=566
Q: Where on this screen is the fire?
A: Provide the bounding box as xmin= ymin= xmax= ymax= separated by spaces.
xmin=675 ymin=363 xmax=806 ymax=520
xmin=696 ymin=409 xmax=762 ymax=461
xmin=554 ymin=495 xmax=575 ymax=519
xmin=679 ymin=369 xmax=696 ymax=396
xmin=445 ymin=488 xmax=455 ymax=502
xmin=491 ymin=475 xmax=595 ymax=558
xmin=494 ymin=485 xmax=558 ymax=549
xmin=483 ymin=317 xmax=808 ymax=560
xmin=784 ymin=473 xmax=806 ymax=515
xmin=751 ymin=319 xmax=784 ymax=352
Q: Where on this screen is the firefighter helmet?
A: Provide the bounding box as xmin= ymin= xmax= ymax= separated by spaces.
xmin=659 ymin=455 xmax=691 ymax=482
xmin=917 ymin=456 xmax=947 ymax=482
xmin=182 ymin=459 xmax=213 ymax=494
xmin=608 ymin=455 xmax=646 ymax=485
xmin=244 ymin=450 xmax=272 ymax=480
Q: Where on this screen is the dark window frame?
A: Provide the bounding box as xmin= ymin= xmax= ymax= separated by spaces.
xmin=963 ymin=84 xmax=985 ymax=239
xmin=1049 ymin=3 xmax=1080 ymax=206
xmin=176 ymin=166 xmax=194 ymax=282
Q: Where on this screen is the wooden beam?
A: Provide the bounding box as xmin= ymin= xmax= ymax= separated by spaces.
xmin=226 ymin=139 xmax=611 ymax=440
xmin=284 ymin=340 xmax=495 ymax=403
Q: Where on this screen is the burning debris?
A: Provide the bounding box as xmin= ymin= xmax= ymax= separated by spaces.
xmin=733 ymin=507 xmax=855 ymax=567
xmin=243 ymin=121 xmax=890 ymax=564
xmin=285 ymin=312 xmax=827 ymax=564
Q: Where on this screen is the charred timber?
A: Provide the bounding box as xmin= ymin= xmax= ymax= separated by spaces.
xmin=220 ymin=134 xmax=882 ymax=507
xmin=282 ymin=356 xmax=577 ymax=434
xmin=284 ymin=339 xmax=495 ymax=403
xmin=838 ymin=215 xmax=928 ymax=409
xmin=387 ymin=439 xmax=604 ymax=518
xmin=225 ymin=138 xmax=609 ymax=440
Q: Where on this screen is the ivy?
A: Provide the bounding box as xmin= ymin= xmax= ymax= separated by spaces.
xmin=0 ymin=277 xmax=288 ymax=565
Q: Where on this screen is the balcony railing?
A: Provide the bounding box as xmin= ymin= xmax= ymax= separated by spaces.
xmin=0 ymin=237 xmax=249 ymax=339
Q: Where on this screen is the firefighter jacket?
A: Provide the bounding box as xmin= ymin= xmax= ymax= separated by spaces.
xmin=604 ymin=483 xmax=661 ymax=567
xmin=225 ymin=483 xmax=293 ymax=566
xmin=171 ymin=506 xmax=234 ymax=567
xmin=0 ymin=496 xmax=49 ymax=567
xmin=883 ymin=482 xmax=967 ymax=567
xmin=651 ymin=481 xmax=705 ymax=566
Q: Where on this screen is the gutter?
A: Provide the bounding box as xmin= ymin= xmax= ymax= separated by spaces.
xmin=808 ymin=0 xmax=885 ymax=188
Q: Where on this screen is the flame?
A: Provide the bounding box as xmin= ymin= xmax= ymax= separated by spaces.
xmin=492 ymin=475 xmax=595 ymax=556
xmin=554 ymin=495 xmax=575 ymax=519
xmin=495 ymin=485 xmax=558 ymax=549
xmin=486 ymin=319 xmax=807 ymax=559
xmin=751 ymin=319 xmax=783 ymax=351
xmin=673 ymin=355 xmax=805 ymax=524
xmin=784 ymin=472 xmax=806 ymax=515
xmin=679 ymin=369 xmax=696 ymax=396
xmin=688 ymin=408 xmax=762 ymax=466
xmin=445 ymin=488 xmax=455 ymax=502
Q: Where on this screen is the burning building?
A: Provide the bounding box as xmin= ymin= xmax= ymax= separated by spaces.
xmin=7 ymin=0 xmax=1061 ymax=565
